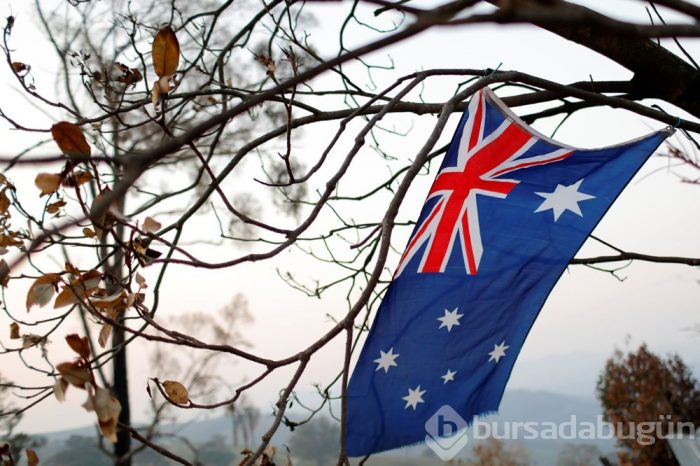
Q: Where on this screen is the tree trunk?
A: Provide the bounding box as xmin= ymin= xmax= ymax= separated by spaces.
xmin=113 ymin=326 xmax=131 ymax=466
xmin=110 ymin=108 xmax=131 ymax=466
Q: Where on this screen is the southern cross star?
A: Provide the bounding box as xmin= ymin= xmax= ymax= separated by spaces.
xmin=437 ymin=308 xmax=463 ymax=332
xmin=441 ymin=369 xmax=457 ymax=384
xmin=402 ymin=385 xmax=426 ymax=410
xmin=488 ymin=341 xmax=509 ymax=363
xmin=534 ymin=179 xmax=595 ymax=221
xmin=374 ymin=348 xmax=399 ymax=373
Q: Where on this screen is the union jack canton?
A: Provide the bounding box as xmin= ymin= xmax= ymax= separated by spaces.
xmin=346 ymin=88 xmax=671 ymax=456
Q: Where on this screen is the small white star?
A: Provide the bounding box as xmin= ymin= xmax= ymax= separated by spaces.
xmin=437 ymin=308 xmax=463 ymax=332
xmin=534 ymin=179 xmax=595 ymax=221
xmin=374 ymin=348 xmax=399 ymax=373
xmin=441 ymin=369 xmax=457 ymax=384
xmin=402 ymin=385 xmax=426 ymax=410
xmin=488 ymin=341 xmax=509 ymax=363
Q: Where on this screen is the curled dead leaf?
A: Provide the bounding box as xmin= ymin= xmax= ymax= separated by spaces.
xmin=26 ymin=448 xmax=39 ymax=466
xmin=46 ymin=200 xmax=66 ymax=215
xmin=135 ymin=273 xmax=147 ymax=289
xmin=0 ymin=258 xmax=8 ymax=287
xmin=110 ymin=62 xmax=142 ymax=86
xmin=51 ymin=121 xmax=91 ymax=159
xmin=93 ymin=387 xmax=121 ymax=443
xmin=132 ymin=238 xmax=162 ymax=267
xmin=64 ymin=262 xmax=80 ymax=276
xmin=57 ymin=361 xmax=92 ymax=389
xmin=142 ymin=217 xmax=161 ymax=234
xmin=152 ymin=26 xmax=179 ymax=78
xmin=54 ymin=270 xmax=102 ymax=309
xmin=11 ymin=62 xmax=29 ymax=74
xmin=0 ymin=233 xmax=22 ymax=249
xmin=126 ymin=292 xmax=144 ymax=309
xmin=35 ymin=173 xmax=61 ymax=196
xmin=151 ymin=81 xmax=160 ymax=106
xmin=0 ymin=189 xmax=10 ymax=214
xmin=88 ymin=289 xmax=127 ymax=310
xmin=98 ymin=321 xmax=112 ymax=349
xmin=53 ymin=377 xmax=68 ymax=402
xmin=26 ymin=273 xmax=60 ymax=310
xmin=97 ymin=305 xmax=122 ymax=348
xmin=21 ymin=334 xmax=45 ymax=350
xmin=162 ymin=380 xmax=189 ymax=404
xmin=9 ymin=322 xmax=19 ymax=339
xmin=65 ymin=334 xmax=90 ymax=359
xmin=61 ymin=170 xmax=93 ymax=188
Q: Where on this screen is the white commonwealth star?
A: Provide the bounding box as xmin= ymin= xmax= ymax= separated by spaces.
xmin=437 ymin=308 xmax=463 ymax=332
xmin=441 ymin=369 xmax=457 ymax=384
xmin=402 ymin=385 xmax=426 ymax=410
xmin=488 ymin=341 xmax=509 ymax=363
xmin=374 ymin=348 xmax=399 ymax=373
xmin=534 ymin=179 xmax=595 ymax=221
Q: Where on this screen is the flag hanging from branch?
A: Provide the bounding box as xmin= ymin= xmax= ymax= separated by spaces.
xmin=345 ymin=87 xmax=671 ymax=456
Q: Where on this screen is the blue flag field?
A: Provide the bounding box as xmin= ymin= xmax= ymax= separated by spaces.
xmin=345 ymin=87 xmax=671 ymax=456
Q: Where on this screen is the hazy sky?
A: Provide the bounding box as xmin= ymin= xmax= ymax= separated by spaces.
xmin=1 ymin=1 xmax=698 ymax=435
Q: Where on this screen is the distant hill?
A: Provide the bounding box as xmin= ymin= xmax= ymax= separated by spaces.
xmin=510 ymin=350 xmax=700 ymax=398
xmin=31 ymin=389 xmax=615 ymax=465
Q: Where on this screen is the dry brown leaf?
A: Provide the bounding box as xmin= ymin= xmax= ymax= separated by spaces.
xmin=143 ymin=217 xmax=161 ymax=234
xmin=239 ymin=449 xmax=254 ymax=466
xmin=65 ymin=334 xmax=90 ymax=359
xmin=125 ymin=292 xmax=144 ymax=309
xmin=54 ymin=269 xmax=102 ymax=309
xmin=64 ymin=262 xmax=80 ymax=276
xmin=26 ymin=448 xmax=39 ymax=466
xmin=26 ymin=273 xmax=60 ymax=311
xmin=83 ymin=227 xmax=96 ymax=238
xmin=0 ymin=189 xmax=10 ymax=214
xmin=82 ymin=271 xmax=102 ymax=289
xmin=93 ymin=387 xmax=121 ymax=443
xmin=11 ymin=62 xmax=28 ymax=73
xmin=21 ymin=334 xmax=44 ymax=350
xmin=53 ymin=377 xmax=68 ymax=402
xmin=151 ymin=81 xmax=160 ymax=106
xmin=98 ymin=322 xmax=112 ymax=349
xmin=162 ymin=380 xmax=189 ymax=404
xmin=61 ymin=170 xmax=93 ymax=188
xmin=51 ymin=121 xmax=91 ymax=159
xmin=98 ymin=307 xmax=120 ymax=348
xmin=110 ymin=62 xmax=142 ymax=86
xmin=89 ymin=289 xmax=126 ymax=310
xmin=35 ymin=173 xmax=61 ymax=196
xmin=135 ymin=273 xmax=147 ymax=289
xmin=0 ymin=234 xmax=22 ymax=249
xmin=157 ymin=75 xmax=170 ymax=94
xmin=132 ymin=238 xmax=162 ymax=267
xmin=9 ymin=322 xmax=19 ymax=339
xmin=46 ymin=200 xmax=66 ymax=215
xmin=152 ymin=26 xmax=179 ymax=78
xmin=0 ymin=258 xmax=8 ymax=287
xmin=53 ymin=286 xmax=79 ymax=309
xmin=57 ymin=361 xmax=91 ymax=389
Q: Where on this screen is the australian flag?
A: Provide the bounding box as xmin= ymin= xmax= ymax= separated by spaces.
xmin=345 ymin=88 xmax=671 ymax=455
